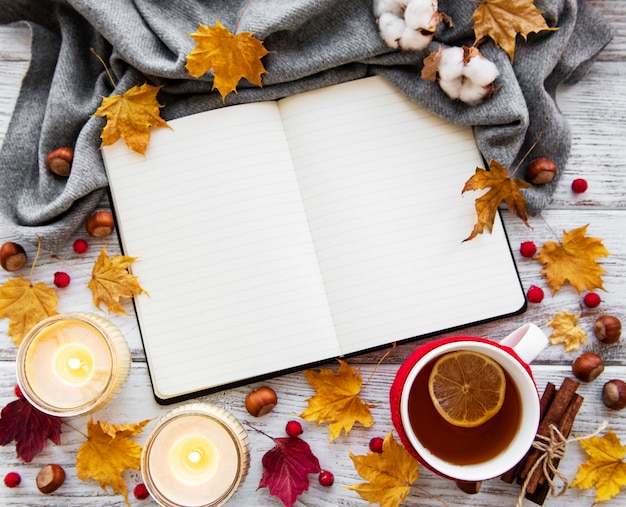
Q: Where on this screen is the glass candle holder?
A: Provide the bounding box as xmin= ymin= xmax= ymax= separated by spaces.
xmin=141 ymin=403 xmax=250 ymax=507
xmin=16 ymin=312 xmax=131 ymax=417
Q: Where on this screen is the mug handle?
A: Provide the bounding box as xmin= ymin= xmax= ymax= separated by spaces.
xmin=499 ymin=323 xmax=548 ymax=364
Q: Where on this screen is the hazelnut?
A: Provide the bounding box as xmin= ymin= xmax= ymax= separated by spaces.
xmin=525 ymin=158 xmax=557 ymax=185
xmin=245 ymin=386 xmax=277 ymax=416
xmin=0 ymin=241 xmax=27 ymax=271
xmin=36 ymin=464 xmax=66 ymax=494
xmin=602 ymin=379 xmax=626 ymax=410
xmin=593 ymin=315 xmax=622 ymax=344
xmin=45 ymin=147 xmax=74 ymax=177
xmin=86 ymin=210 xmax=115 ymax=237
xmin=572 ymin=352 xmax=604 ymax=382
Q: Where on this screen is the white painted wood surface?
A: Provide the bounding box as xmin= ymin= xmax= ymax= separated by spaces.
xmin=0 ymin=2 xmax=625 ymax=506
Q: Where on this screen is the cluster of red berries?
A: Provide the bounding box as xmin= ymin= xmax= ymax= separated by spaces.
xmin=284 ymin=420 xmax=335 ymax=487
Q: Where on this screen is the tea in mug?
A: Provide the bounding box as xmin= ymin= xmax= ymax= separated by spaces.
xmin=407 ymin=355 xmax=521 ymax=466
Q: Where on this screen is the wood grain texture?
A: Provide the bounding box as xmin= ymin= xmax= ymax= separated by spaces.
xmin=0 ymin=4 xmax=625 ymax=505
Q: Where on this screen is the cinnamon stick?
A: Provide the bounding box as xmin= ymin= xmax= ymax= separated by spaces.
xmin=516 ymin=378 xmax=580 ymax=480
xmin=501 ymin=382 xmax=556 ymax=484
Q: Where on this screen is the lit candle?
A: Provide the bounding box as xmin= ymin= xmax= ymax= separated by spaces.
xmin=16 ymin=313 xmax=130 ymax=417
xmin=142 ymin=403 xmax=249 ymax=507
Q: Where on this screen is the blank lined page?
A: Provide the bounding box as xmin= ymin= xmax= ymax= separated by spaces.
xmin=102 ymin=102 xmax=340 ymax=401
xmin=278 ymin=76 xmax=525 ymax=353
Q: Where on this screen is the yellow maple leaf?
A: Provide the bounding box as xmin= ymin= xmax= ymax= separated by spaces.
xmin=345 ymin=432 xmax=419 ymax=507
xmin=87 ymin=245 xmax=148 ymax=314
xmin=535 ymin=225 xmax=609 ymax=295
xmin=76 ymin=418 xmax=152 ymax=506
xmin=300 ymin=359 xmax=375 ymax=441
xmin=572 ymin=428 xmax=626 ymax=503
xmin=185 ymin=20 xmax=269 ymax=100
xmin=462 ymin=160 xmax=532 ymax=241
xmin=93 ymin=83 xmax=169 ymax=155
xmin=472 ymin=0 xmax=558 ymax=61
xmin=0 ymin=277 xmax=58 ymax=346
xmin=547 ymin=310 xmax=587 ymax=351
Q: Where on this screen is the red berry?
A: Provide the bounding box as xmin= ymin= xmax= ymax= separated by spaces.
xmin=4 ymin=472 xmax=21 ymax=488
xmin=285 ymin=420 xmax=303 ymax=437
xmin=571 ymin=178 xmax=588 ymax=193
xmin=53 ymin=271 xmax=71 ymax=288
xmin=527 ymin=285 xmax=544 ymax=303
xmin=73 ymin=238 xmax=89 ymax=254
xmin=319 ymin=470 xmax=334 ymax=487
xmin=134 ymin=483 xmax=149 ymax=500
xmin=583 ymin=292 xmax=602 ymax=308
xmin=519 ymin=241 xmax=537 ymax=258
xmin=369 ymin=436 xmax=384 ymax=453
xmin=14 ymin=384 xmax=23 ymax=399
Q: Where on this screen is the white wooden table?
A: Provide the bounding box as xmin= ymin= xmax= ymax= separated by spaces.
xmin=1 ymin=2 xmax=625 ymax=506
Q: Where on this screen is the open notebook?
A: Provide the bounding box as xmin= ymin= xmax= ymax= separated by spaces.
xmin=101 ymin=75 xmax=526 ymax=404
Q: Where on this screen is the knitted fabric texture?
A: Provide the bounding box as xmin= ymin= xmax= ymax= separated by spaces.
xmin=0 ymin=0 xmax=615 ymax=252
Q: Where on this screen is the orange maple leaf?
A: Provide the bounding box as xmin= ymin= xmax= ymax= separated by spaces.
xmin=94 ymin=83 xmax=169 ymax=155
xmin=87 ymin=245 xmax=148 ymax=314
xmin=472 ymin=0 xmax=558 ymax=61
xmin=300 ymin=359 xmax=375 ymax=441
xmin=572 ymin=428 xmax=626 ymax=503
xmin=76 ymin=418 xmax=152 ymax=507
xmin=547 ymin=310 xmax=587 ymax=351
xmin=185 ymin=20 xmax=269 ymax=100
xmin=0 ymin=277 xmax=58 ymax=346
xmin=462 ymin=160 xmax=532 ymax=241
xmin=535 ymin=225 xmax=610 ymax=295
xmin=346 ymin=432 xmax=419 ymax=507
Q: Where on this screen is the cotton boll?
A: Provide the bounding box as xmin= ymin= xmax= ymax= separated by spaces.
xmin=404 ymin=0 xmax=438 ymax=31
xmin=459 ymin=83 xmax=489 ymax=105
xmin=373 ymin=0 xmax=406 ymax=18
xmin=378 ymin=12 xmax=407 ymax=48
xmin=463 ymin=54 xmax=499 ymax=87
xmin=437 ymin=46 xmax=464 ymax=80
xmin=438 ymin=77 xmax=463 ymax=100
xmin=398 ymin=26 xmax=434 ymax=50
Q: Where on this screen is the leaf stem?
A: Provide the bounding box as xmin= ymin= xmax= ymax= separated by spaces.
xmin=51 ymin=255 xmax=92 ymax=278
xmin=538 ymin=213 xmax=562 ymax=244
xmin=243 ymin=421 xmax=275 ymax=441
xmin=28 ymin=237 xmax=42 ymax=285
xmin=510 ymin=131 xmax=544 ymax=178
xmin=90 ymin=47 xmax=117 ymax=91
xmin=364 ymin=344 xmax=395 ymax=389
xmin=63 ymin=421 xmax=89 ymax=440
xmin=234 ymin=0 xmax=254 ymax=33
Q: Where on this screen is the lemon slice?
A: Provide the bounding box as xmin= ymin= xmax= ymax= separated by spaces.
xmin=427 ymin=350 xmax=506 ymax=428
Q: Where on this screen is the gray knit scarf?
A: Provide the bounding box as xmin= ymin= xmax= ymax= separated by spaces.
xmin=0 ymin=0 xmax=614 ymax=252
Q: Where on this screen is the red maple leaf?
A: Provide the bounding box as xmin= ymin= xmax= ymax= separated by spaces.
xmin=258 ymin=435 xmax=322 ymax=507
xmin=0 ymin=397 xmax=63 ymax=462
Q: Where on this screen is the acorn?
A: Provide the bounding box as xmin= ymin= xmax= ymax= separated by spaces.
xmin=45 ymin=147 xmax=74 ymax=177
xmin=244 ymin=386 xmax=277 ymax=416
xmin=36 ymin=464 xmax=66 ymax=494
xmin=0 ymin=241 xmax=27 ymax=271
xmin=525 ymin=158 xmax=557 ymax=185
xmin=85 ymin=210 xmax=115 ymax=237
xmin=593 ymin=315 xmax=622 ymax=344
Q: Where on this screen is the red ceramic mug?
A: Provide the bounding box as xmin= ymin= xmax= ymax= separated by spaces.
xmin=390 ymin=324 xmax=548 ymax=482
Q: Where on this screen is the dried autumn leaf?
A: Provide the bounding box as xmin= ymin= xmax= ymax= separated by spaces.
xmin=421 ymin=46 xmax=442 ymax=81
xmin=0 ymin=397 xmax=62 ymax=462
xmin=547 ymin=310 xmax=587 ymax=351
xmin=472 ymin=0 xmax=558 ymax=61
xmin=535 ymin=225 xmax=609 ymax=295
xmin=258 ymin=435 xmax=322 ymax=507
xmin=345 ymin=431 xmax=419 ymax=507
xmin=88 ymin=245 xmax=147 ymax=314
xmin=300 ymin=359 xmax=375 ymax=441
xmin=0 ymin=276 xmax=58 ymax=346
xmin=93 ymin=83 xmax=169 ymax=155
xmin=185 ymin=20 xmax=269 ymax=100
xmin=572 ymin=428 xmax=626 ymax=503
xmin=462 ymin=160 xmax=532 ymax=241
xmin=76 ymin=418 xmax=151 ymax=507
